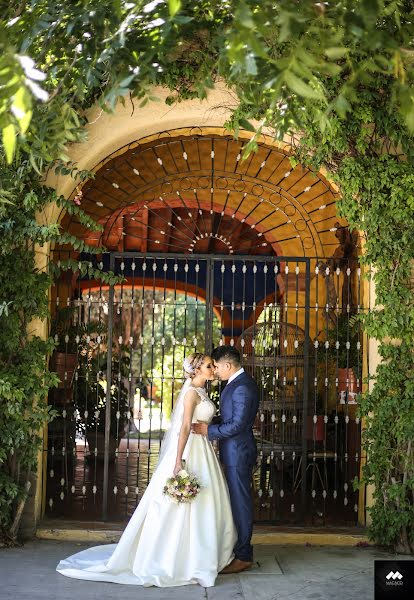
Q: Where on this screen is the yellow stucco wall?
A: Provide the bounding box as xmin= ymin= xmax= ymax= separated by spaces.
xmin=364 ymin=269 xmax=380 ymax=525
xmin=31 ymin=243 xmax=51 ymax=523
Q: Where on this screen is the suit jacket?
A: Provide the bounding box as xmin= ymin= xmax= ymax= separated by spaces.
xmin=207 ymin=372 xmax=259 ymax=467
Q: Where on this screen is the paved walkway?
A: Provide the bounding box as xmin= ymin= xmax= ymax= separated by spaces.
xmin=0 ymin=539 xmax=411 ymax=600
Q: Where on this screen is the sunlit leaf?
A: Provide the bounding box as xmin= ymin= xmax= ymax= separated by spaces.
xmin=168 ymin=0 xmax=181 ymax=18
xmin=235 ymin=2 xmax=255 ymax=29
xmin=2 ymin=123 xmax=16 ymax=163
xmin=324 ymin=47 xmax=348 ymax=59
xmin=11 ymin=86 xmax=32 ymax=133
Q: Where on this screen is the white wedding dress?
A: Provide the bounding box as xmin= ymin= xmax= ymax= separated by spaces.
xmin=56 ymin=382 xmax=237 ymax=587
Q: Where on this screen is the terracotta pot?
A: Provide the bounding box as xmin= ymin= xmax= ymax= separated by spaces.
xmin=51 ymin=352 xmax=77 ymax=389
xmin=338 ymin=368 xmax=360 ymax=404
xmin=306 ymin=415 xmax=325 ymax=441
xmin=146 ymin=384 xmax=158 ymax=400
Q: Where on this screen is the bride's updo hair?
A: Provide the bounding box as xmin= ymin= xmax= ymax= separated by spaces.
xmin=183 ymin=353 xmax=207 ymax=379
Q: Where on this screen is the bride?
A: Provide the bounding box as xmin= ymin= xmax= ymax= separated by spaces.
xmin=56 ymin=353 xmax=237 ymax=587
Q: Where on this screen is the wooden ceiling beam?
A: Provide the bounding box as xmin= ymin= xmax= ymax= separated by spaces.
xmin=141 ymin=207 xmax=149 ymax=253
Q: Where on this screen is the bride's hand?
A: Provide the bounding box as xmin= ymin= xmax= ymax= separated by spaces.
xmin=173 ymin=461 xmax=183 ymax=476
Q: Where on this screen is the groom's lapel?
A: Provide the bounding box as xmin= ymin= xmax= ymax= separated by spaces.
xmin=220 ymin=373 xmax=246 ymax=404
xmin=219 ymin=382 xmax=231 ymax=408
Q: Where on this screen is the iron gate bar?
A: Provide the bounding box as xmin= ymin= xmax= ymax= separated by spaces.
xmin=205 ymin=258 xmax=214 ymax=355
xmin=124 ymin=259 xmax=135 ymax=517
xmin=300 ymin=258 xmax=311 ymax=521
xmin=102 ymin=253 xmax=115 ymax=520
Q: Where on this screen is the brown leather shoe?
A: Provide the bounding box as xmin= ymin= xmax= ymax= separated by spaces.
xmin=219 ymin=558 xmax=253 ymax=574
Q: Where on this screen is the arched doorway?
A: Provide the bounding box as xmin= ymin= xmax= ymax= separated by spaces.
xmin=46 ymin=128 xmax=363 ymax=526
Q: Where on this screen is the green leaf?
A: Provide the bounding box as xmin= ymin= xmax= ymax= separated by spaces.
xmin=2 ymin=123 xmax=16 ymax=164
xmin=239 ymin=117 xmax=256 ymax=132
xmin=235 ymin=2 xmax=255 ymax=28
xmin=403 ymin=107 xmax=414 ymax=132
xmin=11 ymin=86 xmax=32 ymax=134
xmin=324 ymin=47 xmax=348 ymax=59
xmin=284 ymin=71 xmax=323 ymax=99
xmin=245 ymin=53 xmax=257 ymax=75
xmin=168 ymin=0 xmax=181 ymax=18
xmin=119 ymin=74 xmax=136 ymax=88
xmin=173 ymin=15 xmax=193 ymax=24
xmin=334 ymin=94 xmax=352 ymax=117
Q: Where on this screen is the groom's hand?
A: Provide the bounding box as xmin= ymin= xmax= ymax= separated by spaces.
xmin=191 ymin=421 xmax=208 ymax=436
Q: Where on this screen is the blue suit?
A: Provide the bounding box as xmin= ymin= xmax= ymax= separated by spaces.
xmin=208 ymin=371 xmax=259 ymax=562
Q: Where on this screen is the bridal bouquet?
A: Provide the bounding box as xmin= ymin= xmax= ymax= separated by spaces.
xmin=163 ymin=466 xmax=201 ymax=504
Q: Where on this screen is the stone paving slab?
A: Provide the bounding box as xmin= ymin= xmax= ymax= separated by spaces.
xmin=248 ymin=547 xmax=283 ymax=575
xmin=0 ymin=539 xmax=412 ymax=600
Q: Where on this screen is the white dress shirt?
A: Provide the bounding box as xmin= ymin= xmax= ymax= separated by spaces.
xmin=227 ymin=367 xmax=244 ymax=385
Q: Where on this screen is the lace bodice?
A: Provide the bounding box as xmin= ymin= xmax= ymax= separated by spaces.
xmin=188 ymin=386 xmax=216 ymax=424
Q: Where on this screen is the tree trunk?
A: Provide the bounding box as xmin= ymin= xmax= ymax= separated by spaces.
xmin=8 ymin=481 xmax=31 ymax=540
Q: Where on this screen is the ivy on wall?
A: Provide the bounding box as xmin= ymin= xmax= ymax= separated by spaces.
xmin=0 ymin=158 xmax=121 ymax=542
xmin=294 ymin=99 xmax=414 ymax=554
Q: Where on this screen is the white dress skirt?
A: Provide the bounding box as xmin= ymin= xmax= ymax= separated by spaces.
xmin=56 ymin=387 xmax=237 ymax=587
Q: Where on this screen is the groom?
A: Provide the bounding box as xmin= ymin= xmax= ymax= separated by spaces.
xmin=191 ymin=345 xmax=259 ymax=574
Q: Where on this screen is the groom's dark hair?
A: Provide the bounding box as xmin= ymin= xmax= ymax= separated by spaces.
xmin=211 ymin=345 xmax=241 ymax=366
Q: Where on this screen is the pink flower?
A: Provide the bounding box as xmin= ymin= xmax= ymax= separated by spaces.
xmin=73 ymin=188 xmax=83 ymax=206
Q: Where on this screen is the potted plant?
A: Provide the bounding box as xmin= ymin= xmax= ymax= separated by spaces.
xmin=49 ymin=311 xmax=109 ymax=461
xmin=327 ymin=313 xmax=361 ymax=404
xmin=139 ymin=373 xmax=159 ymax=407
xmin=74 ymin=350 xmax=131 ymax=460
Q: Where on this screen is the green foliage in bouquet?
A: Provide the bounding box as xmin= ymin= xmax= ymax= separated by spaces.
xmin=163 ymin=464 xmax=201 ymax=504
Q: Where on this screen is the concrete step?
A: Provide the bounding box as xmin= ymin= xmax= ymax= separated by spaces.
xmin=36 ymin=519 xmax=370 ymax=546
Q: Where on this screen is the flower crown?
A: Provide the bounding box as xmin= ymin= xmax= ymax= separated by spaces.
xmin=183 ymin=354 xmax=204 ymax=378
xmin=183 ymin=357 xmax=194 ymax=375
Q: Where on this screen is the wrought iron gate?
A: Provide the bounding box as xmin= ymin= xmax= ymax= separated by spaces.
xmin=46 ymin=251 xmax=363 ymax=526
